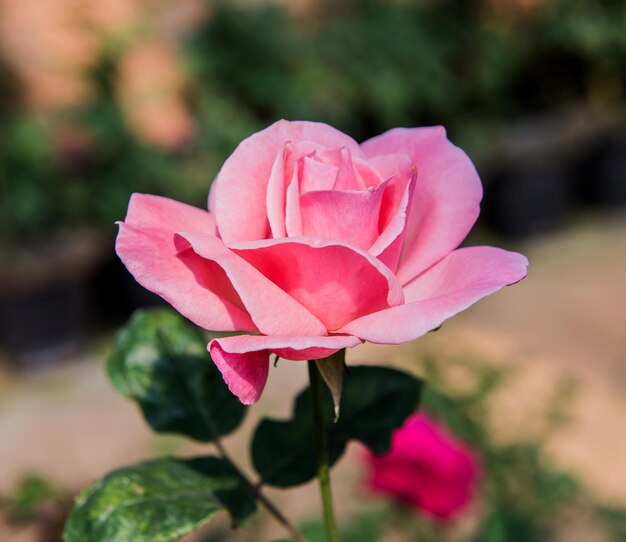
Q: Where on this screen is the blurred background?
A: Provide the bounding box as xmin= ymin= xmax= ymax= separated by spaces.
xmin=0 ymin=0 xmax=625 ymax=540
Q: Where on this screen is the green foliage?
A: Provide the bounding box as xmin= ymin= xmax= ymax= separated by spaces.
xmin=4 ymin=474 xmax=62 ymax=523
xmin=63 ymin=309 xmax=259 ymax=542
xmin=3 ymin=0 xmax=626 ymax=239
xmin=63 ymin=456 xmax=256 ymax=542
xmin=299 ymin=508 xmax=385 ymax=542
xmin=596 ymin=506 xmax=626 ymax=542
xmin=389 ymin=358 xmax=587 ymax=542
xmin=191 ymin=6 xmax=310 ymax=122
xmin=107 ymin=308 xmax=246 ymax=442
xmin=0 ymin=118 xmax=55 ymax=238
xmin=252 ymin=366 xmax=422 ymax=487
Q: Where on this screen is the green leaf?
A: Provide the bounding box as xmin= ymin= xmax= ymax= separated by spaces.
xmin=64 ymin=456 xmax=257 ymax=542
xmin=316 ymin=350 xmax=346 ymax=422
xmin=107 ymin=308 xmax=246 ymax=441
xmin=252 ymin=365 xmax=422 ymax=487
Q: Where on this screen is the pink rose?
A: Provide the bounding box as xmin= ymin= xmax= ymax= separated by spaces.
xmin=116 ymin=120 xmax=527 ymax=404
xmin=364 ymin=413 xmax=480 ymax=519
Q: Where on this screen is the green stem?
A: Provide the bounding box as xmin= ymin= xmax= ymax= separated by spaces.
xmin=308 ymin=360 xmax=340 ymax=542
xmin=207 ymin=423 xmax=308 ymax=542
xmin=182 ymin=362 xmax=307 ymax=542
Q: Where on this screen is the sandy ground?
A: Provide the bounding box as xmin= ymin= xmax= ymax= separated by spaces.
xmin=1 ymin=215 xmax=625 ymax=541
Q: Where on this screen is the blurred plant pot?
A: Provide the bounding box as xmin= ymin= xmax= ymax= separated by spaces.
xmin=0 ymin=230 xmax=108 ymax=368
xmin=91 ymin=254 xmax=165 ymax=326
xmin=477 ymin=107 xmax=617 ymax=238
xmin=576 ymin=130 xmax=626 ymax=208
xmin=483 ymin=159 xmax=573 ymax=238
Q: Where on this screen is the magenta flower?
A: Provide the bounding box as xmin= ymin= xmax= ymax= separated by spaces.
xmin=364 ymin=413 xmax=480 ymax=520
xmin=116 ymin=120 xmax=527 ymax=404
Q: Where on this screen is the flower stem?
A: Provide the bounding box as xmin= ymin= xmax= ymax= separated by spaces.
xmin=248 ymin=484 xmax=309 ymax=542
xmin=308 ymin=360 xmax=340 ymax=542
xmin=189 ymin=372 xmax=307 ymax=542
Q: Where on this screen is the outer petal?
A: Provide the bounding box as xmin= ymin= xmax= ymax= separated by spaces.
xmin=209 ymin=334 xmax=362 ymax=404
xmin=125 ymin=193 xmax=216 ymax=234
xmin=339 ymin=247 xmax=528 ymax=344
xmin=116 ymin=195 xmax=254 ymax=331
xmin=176 ymin=232 xmax=327 ymax=336
xmin=211 ymin=120 xmax=361 ymax=243
xmin=229 ymin=237 xmax=404 ymax=331
xmin=209 ymin=339 xmax=269 ymax=405
xmin=361 ymin=127 xmax=483 ymax=284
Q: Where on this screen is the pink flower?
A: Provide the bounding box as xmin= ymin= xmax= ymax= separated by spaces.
xmin=364 ymin=413 xmax=480 ymax=520
xmin=116 ymin=120 xmax=528 ymax=404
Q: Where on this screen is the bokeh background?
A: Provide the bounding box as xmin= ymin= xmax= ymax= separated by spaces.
xmin=1 ymin=0 xmax=625 ymax=540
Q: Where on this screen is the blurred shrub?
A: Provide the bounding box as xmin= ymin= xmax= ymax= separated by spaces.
xmin=4 ymin=474 xmax=61 ymax=523
xmin=0 ymin=473 xmax=71 ymax=542
xmin=1 ymin=0 xmax=626 ymax=242
xmin=299 ymin=356 xmax=626 ymax=541
xmin=419 ymin=358 xmax=580 ymax=542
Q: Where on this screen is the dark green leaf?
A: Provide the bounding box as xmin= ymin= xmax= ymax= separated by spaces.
xmin=64 ymin=456 xmax=257 ymax=542
xmin=252 ymin=365 xmax=422 ymax=487
xmin=107 ymin=309 xmax=246 ymax=441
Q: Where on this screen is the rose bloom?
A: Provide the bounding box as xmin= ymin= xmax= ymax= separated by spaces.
xmin=116 ymin=121 xmax=528 ymax=403
xmin=364 ymin=413 xmax=480 ymax=520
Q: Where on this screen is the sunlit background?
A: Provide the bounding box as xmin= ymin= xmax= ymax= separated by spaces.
xmin=1 ymin=1 xmax=625 ymax=540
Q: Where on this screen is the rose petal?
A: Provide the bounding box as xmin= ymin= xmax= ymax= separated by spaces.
xmin=209 ymin=339 xmax=269 ymax=405
xmin=209 ymin=334 xmax=362 ymax=404
xmin=299 ymin=153 xmax=339 ymax=193
xmin=176 ymin=232 xmax=327 ymax=336
xmin=285 ymin=157 xmax=303 ymax=236
xmin=367 ymin=155 xmax=417 ymax=271
xmin=299 ymin=183 xmax=386 ymax=250
xmin=366 ymin=154 xmax=415 ymax=230
xmin=125 ymin=193 xmax=216 ymax=234
xmin=214 ymin=334 xmax=362 ymax=363
xmin=212 ymin=120 xmax=361 ymax=243
xmin=340 ymin=247 xmax=528 ymax=343
xmin=332 ymin=147 xmax=362 ymax=190
xmin=361 ymin=127 xmax=483 ymax=284
xmin=266 ymin=143 xmax=291 ymax=238
xmin=116 ymin=227 xmax=255 ymax=332
xmin=229 ymin=237 xmax=404 ymax=331
xmin=371 ymin=173 xmax=417 ymax=272
xmin=269 ymin=142 xmax=345 ymax=238
xmin=353 ymin=155 xmax=385 ymax=189
xmin=269 ymin=334 xmax=362 ymax=360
